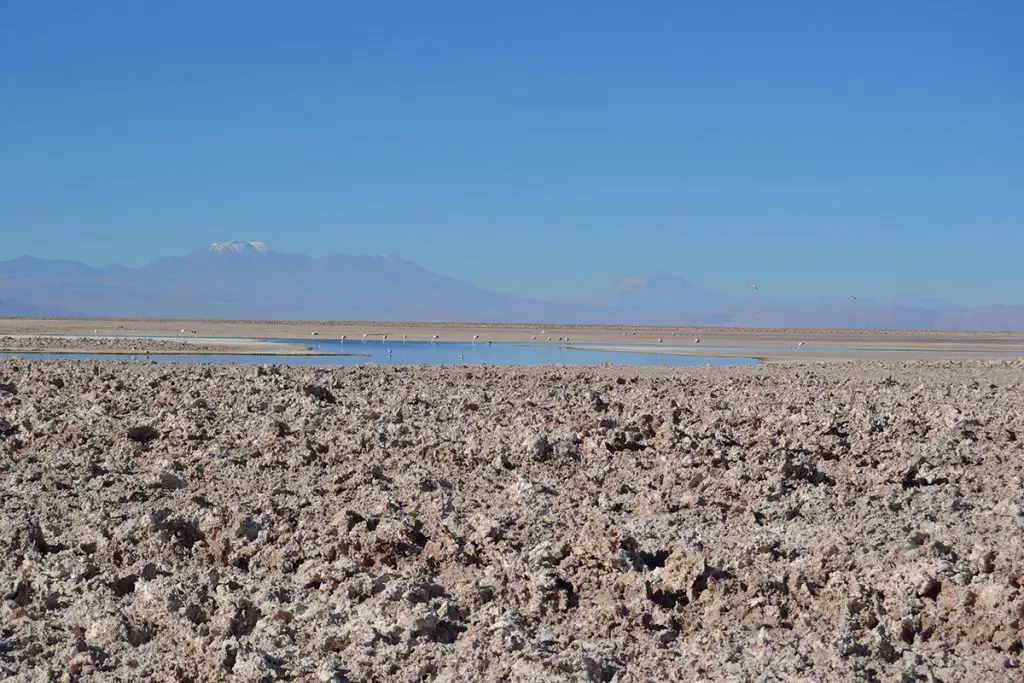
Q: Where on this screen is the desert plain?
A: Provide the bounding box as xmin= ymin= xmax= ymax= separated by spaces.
xmin=1 ymin=319 xmax=1023 ymax=681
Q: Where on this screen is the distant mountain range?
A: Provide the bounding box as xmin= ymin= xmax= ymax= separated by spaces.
xmin=1 ymin=241 xmax=1022 ymax=330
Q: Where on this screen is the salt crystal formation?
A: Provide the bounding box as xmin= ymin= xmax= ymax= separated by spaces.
xmin=1 ymin=360 xmax=1021 ymax=681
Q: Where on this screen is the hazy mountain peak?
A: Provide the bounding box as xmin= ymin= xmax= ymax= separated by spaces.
xmin=209 ymin=241 xmax=270 ymax=254
xmin=586 ymin=272 xmax=733 ymax=310
xmin=611 ymin=272 xmax=700 ymax=289
xmin=614 ymin=276 xmax=648 ymax=290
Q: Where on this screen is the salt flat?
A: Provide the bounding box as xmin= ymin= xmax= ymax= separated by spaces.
xmin=1 ymin=358 xmax=1022 ymax=680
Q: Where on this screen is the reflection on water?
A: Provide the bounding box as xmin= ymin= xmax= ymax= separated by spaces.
xmin=1 ymin=339 xmax=758 ymax=367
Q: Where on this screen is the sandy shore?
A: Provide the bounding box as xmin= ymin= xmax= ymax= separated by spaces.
xmin=1 ymin=318 xmax=1023 ymax=362
xmin=2 ymin=359 xmax=1021 ymax=680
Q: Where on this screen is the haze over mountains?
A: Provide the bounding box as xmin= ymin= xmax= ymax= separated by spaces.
xmin=1 ymin=242 xmax=1021 ymax=330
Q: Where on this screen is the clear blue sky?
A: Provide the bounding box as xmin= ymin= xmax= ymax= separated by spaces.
xmin=2 ymin=1 xmax=1022 ymax=304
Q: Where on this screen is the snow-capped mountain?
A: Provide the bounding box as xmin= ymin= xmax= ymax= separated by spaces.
xmin=208 ymin=241 xmax=271 ymax=254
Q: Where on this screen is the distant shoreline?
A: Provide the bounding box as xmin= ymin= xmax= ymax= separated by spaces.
xmin=2 ymin=315 xmax=1022 ymax=337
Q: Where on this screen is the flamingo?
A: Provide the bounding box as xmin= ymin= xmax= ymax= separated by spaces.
xmin=341 ymin=335 xmax=346 ymax=340
xmin=658 ymin=338 xmax=663 ymax=343
xmin=473 ymin=335 xmax=479 ymax=342
xmin=693 ymin=338 xmax=701 ymax=344
xmin=797 ymin=341 xmax=805 ymax=348
xmin=432 ymin=335 xmax=439 ymax=341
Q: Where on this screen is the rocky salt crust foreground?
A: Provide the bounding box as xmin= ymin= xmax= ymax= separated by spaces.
xmin=1 ymin=360 xmax=1022 ymax=682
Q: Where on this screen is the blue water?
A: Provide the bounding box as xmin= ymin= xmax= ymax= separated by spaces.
xmin=0 ymin=339 xmax=758 ymax=367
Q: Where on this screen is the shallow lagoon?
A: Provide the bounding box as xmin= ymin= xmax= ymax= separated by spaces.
xmin=1 ymin=339 xmax=758 ymax=367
